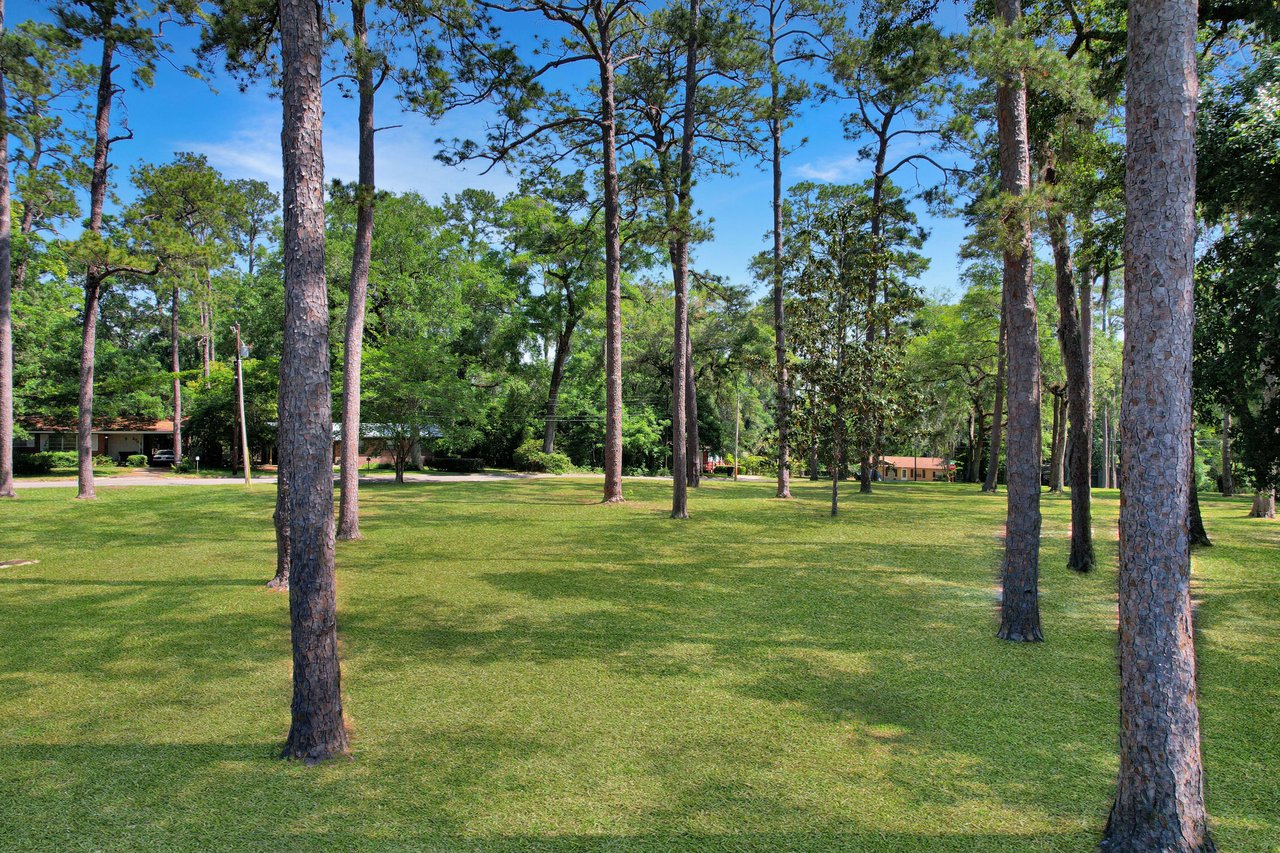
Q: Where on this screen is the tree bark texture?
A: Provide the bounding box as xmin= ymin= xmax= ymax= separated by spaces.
xmin=1101 ymin=0 xmax=1212 ymax=842
xmin=278 ymin=0 xmax=349 ymax=764
xmin=337 ymin=0 xmax=376 ymax=542
xmin=994 ymin=0 xmax=1042 ymax=643
xmin=984 ymin=308 xmax=1006 ymax=493
xmin=1249 ymin=489 xmax=1275 ymax=519
xmin=542 ymin=316 xmax=575 ymax=454
xmin=1048 ymin=385 xmax=1065 ymax=493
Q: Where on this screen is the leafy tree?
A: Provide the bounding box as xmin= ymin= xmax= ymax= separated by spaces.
xmin=784 ymin=181 xmax=923 ymax=516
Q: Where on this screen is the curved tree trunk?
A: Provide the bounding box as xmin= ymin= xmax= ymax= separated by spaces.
xmin=984 ymin=309 xmax=1006 ymax=493
xmin=278 ymin=0 xmax=349 ymax=765
xmin=337 ymin=0 xmax=376 ymax=542
xmin=994 ymin=0 xmax=1042 ymax=643
xmin=542 ymin=321 xmax=574 ymax=454
xmin=1101 ymin=0 xmax=1211 ymax=842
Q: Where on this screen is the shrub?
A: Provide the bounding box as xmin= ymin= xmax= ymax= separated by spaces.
xmin=47 ymin=450 xmax=78 ymax=468
xmin=512 ymin=440 xmax=571 ymax=474
xmin=173 ymin=461 xmax=195 ymax=474
xmin=94 ymin=454 xmax=116 ymax=468
xmin=433 ymin=457 xmax=486 ymax=473
xmin=14 ymin=452 xmax=55 ymax=475
xmin=126 ymin=454 xmax=149 ymax=468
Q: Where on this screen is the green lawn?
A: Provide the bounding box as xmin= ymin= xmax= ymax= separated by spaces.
xmin=0 ymin=478 xmax=1275 ymax=851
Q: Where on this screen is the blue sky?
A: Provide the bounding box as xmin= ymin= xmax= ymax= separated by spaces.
xmin=11 ymin=0 xmax=974 ymax=302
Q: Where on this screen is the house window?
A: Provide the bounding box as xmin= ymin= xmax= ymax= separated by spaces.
xmin=45 ymin=433 xmax=77 ymax=452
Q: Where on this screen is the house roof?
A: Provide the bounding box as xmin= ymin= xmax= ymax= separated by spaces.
xmin=880 ymin=455 xmax=951 ymax=470
xmin=22 ymin=417 xmax=178 ymax=434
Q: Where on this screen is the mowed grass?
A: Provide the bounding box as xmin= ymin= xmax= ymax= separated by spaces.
xmin=0 ymin=478 xmax=1276 ymax=851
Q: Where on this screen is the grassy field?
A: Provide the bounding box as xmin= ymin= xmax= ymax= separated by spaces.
xmin=0 ymin=477 xmax=1275 ymax=851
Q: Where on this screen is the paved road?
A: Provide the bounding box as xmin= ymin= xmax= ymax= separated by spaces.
xmin=14 ymin=471 xmax=551 ymax=489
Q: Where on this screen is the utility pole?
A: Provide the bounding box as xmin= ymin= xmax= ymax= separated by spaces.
xmin=234 ymin=324 xmax=252 ymax=486
xmin=733 ymin=377 xmax=740 ymax=482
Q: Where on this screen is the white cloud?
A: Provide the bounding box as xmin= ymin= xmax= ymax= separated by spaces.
xmin=794 ymin=154 xmax=871 ymax=183
xmin=186 ymin=100 xmax=519 ymax=200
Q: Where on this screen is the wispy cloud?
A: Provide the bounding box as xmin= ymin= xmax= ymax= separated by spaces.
xmin=794 ymin=154 xmax=871 ymax=183
xmin=186 ymin=103 xmax=518 ymax=200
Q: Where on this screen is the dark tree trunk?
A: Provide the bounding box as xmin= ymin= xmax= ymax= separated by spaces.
xmin=268 ymin=467 xmax=291 ymax=591
xmin=984 ymin=309 xmax=1006 ymax=493
xmin=830 ymin=451 xmax=839 ymax=516
xmin=1101 ymin=0 xmax=1212 ymax=842
xmin=1048 ymin=385 xmax=1065 ymax=493
xmin=1188 ymin=441 xmax=1211 ymax=547
xmin=599 ymin=53 xmax=624 ymax=504
xmin=171 ymin=284 xmax=183 ymax=464
xmin=859 ymin=455 xmax=872 ymax=493
xmin=78 ymin=32 xmax=117 ymax=501
xmin=971 ymin=405 xmax=987 ymax=483
xmin=809 ymin=444 xmax=820 ymax=480
xmin=686 ymin=331 xmax=700 ymax=488
xmin=0 ymin=6 xmax=13 ymax=500
xmin=278 ymin=0 xmax=349 ymax=765
xmin=994 ymin=0 xmax=1042 ymax=643
xmin=1219 ymin=412 xmax=1233 ymax=496
xmin=669 ymin=0 xmax=699 ymax=519
xmin=543 ymin=319 xmax=575 ymax=454
xmin=337 ymin=0 xmax=376 ymax=542
xmin=1048 ymin=203 xmax=1095 ymax=570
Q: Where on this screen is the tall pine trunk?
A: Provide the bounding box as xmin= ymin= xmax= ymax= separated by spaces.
xmin=769 ymin=78 xmax=791 ymax=499
xmin=337 ymin=0 xmax=376 ymax=542
xmin=599 ymin=55 xmax=624 ymax=504
xmin=278 ymin=0 xmax=349 ymax=764
xmin=994 ymin=0 xmax=1042 ymax=643
xmin=1048 ymin=200 xmax=1095 ymax=570
xmin=1101 ymin=0 xmax=1212 ymax=840
xmin=1188 ymin=431 xmax=1211 ymax=547
xmin=171 ymin=284 xmax=182 ymax=463
xmin=0 ymin=0 xmax=13 ymax=501
xmin=669 ymin=0 xmax=699 ymax=519
xmin=685 ymin=332 xmax=700 ymax=488
xmin=983 ymin=309 xmax=1006 ymax=493
xmin=78 ymin=33 xmax=117 ymax=500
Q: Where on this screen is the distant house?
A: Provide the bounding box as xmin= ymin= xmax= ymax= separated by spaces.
xmin=877 ymin=455 xmax=954 ymax=483
xmin=17 ymin=418 xmax=178 ymax=462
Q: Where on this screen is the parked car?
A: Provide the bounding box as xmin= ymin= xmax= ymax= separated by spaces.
xmin=151 ymin=449 xmax=176 ymax=466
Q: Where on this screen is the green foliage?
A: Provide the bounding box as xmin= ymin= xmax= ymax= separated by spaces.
xmin=512 ymin=439 xmax=573 ymax=474
xmin=126 ymin=454 xmax=149 ymax=468
xmin=13 ymin=453 xmax=55 ymax=475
